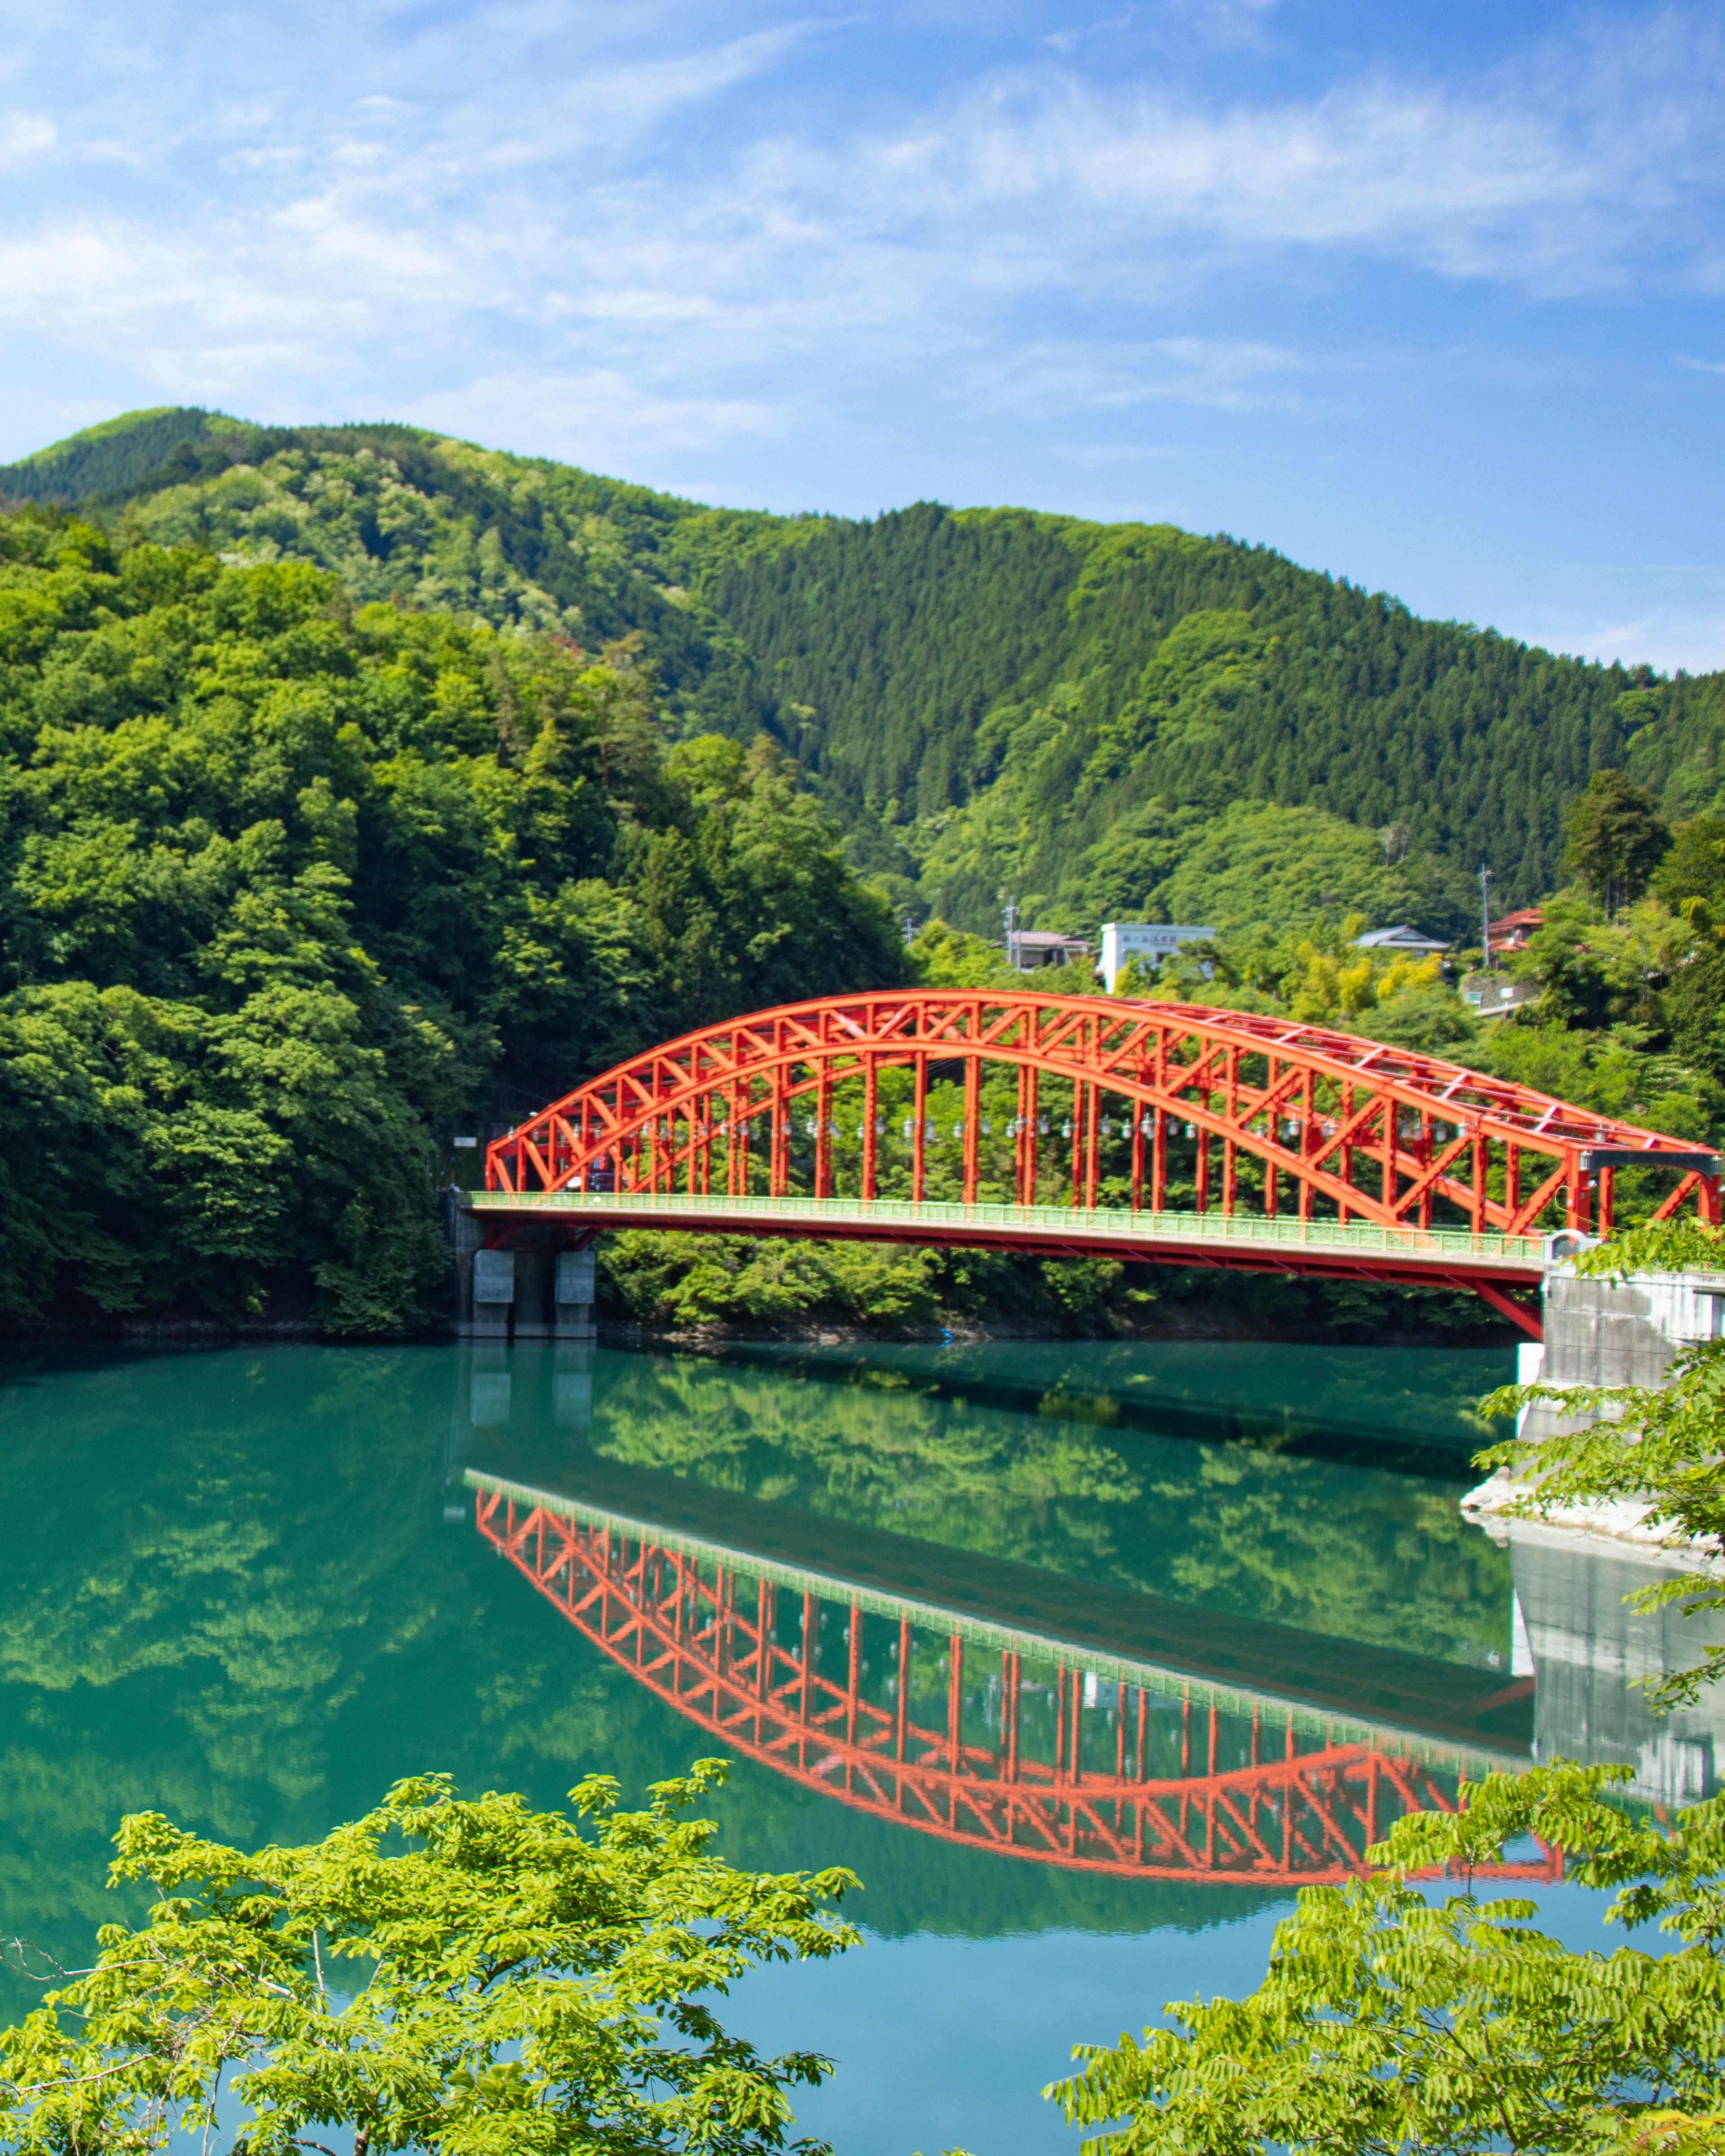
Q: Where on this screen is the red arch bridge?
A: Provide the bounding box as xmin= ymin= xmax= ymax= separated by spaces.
xmin=476 ymin=991 xmax=1722 ymax=1338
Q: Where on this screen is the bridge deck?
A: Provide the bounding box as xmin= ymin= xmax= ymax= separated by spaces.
xmin=467 ymin=1188 xmax=1547 ymax=1283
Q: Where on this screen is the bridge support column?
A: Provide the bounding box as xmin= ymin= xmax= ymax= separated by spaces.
xmin=962 ymin=1054 xmax=980 ymax=1206
xmin=464 ymin=1247 xmax=514 ymax=1340
xmin=912 ymin=1054 xmax=927 ymax=1202
xmin=1465 ymin=1255 xmax=1725 ymax=1529
xmin=554 ymin=1246 xmax=597 ymax=1341
xmin=862 ymin=1057 xmax=878 ymax=1201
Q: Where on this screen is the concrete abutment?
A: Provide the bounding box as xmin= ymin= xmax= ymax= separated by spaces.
xmin=450 ymin=1200 xmax=595 ymax=1342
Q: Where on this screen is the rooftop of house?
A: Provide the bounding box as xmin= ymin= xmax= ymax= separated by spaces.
xmin=1354 ymin=924 xmax=1449 ymax=952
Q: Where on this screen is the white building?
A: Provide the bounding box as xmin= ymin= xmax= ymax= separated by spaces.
xmin=1099 ymin=922 xmax=1216 ymax=992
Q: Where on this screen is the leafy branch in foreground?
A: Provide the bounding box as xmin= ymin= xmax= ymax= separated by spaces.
xmin=0 ymin=1762 xmax=857 ymax=2156
xmin=1047 ymin=1764 xmax=1725 ymax=2156
xmin=1476 ymin=1217 xmax=1725 ymax=1711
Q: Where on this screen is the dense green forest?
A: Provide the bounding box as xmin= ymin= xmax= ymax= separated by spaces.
xmin=0 ymin=506 xmax=899 ymax=1330
xmin=4 ymin=407 xmax=1725 ymax=1336
xmin=8 ymin=405 xmax=1723 ymax=932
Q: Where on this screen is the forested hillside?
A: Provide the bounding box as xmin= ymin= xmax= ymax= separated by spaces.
xmin=7 ymin=408 xmax=1725 ymax=1340
xmin=9 ymin=406 xmax=1719 ymax=932
xmin=0 ymin=506 xmax=900 ymax=1330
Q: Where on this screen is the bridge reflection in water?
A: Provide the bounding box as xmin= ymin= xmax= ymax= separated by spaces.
xmin=469 ymin=1460 xmax=1557 ymax=1890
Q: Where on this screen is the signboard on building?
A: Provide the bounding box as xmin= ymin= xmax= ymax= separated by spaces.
xmin=1099 ymin=923 xmax=1215 ymax=992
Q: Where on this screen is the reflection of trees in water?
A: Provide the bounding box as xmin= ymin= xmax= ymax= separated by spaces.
xmin=831 ymin=1339 xmax=1507 ymax=1453
xmin=586 ymin=1358 xmax=1512 ymax=1669
xmin=0 ymin=1345 xmax=1260 ymax=2029
xmin=0 ymin=1348 xmax=624 ymax=2006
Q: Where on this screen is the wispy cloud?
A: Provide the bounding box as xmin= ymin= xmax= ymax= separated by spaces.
xmin=0 ymin=1 xmax=1721 ymax=489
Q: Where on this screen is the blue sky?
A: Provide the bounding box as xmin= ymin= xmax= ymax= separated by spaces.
xmin=1 ymin=0 xmax=1723 ymax=668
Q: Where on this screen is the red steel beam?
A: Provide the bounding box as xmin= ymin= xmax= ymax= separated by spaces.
xmin=487 ymin=994 xmax=1718 ymax=1248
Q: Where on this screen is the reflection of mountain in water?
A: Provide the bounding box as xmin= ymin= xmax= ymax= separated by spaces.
xmin=468 ymin=1343 xmax=1517 ymax=1672
xmin=696 ymin=1337 xmax=1512 ymax=1478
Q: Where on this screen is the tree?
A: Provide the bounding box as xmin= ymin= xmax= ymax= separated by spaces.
xmin=1654 ymin=816 xmax=1725 ymax=919
xmin=1047 ymin=1763 xmax=1725 ymax=2155
xmin=0 ymin=1763 xmax=856 ymax=2156
xmin=1564 ymin=771 xmax=1671 ymax=916
xmin=0 ymin=512 xmax=905 ymax=1330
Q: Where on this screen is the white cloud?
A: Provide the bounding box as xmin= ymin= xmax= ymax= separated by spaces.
xmin=962 ymin=334 xmax=1326 ymax=419
xmin=0 ymin=110 xmax=53 ymax=157
xmin=1516 ymin=601 xmax=1725 ymax=675
xmin=407 ymin=365 xmax=807 ymax=468
xmin=0 ymin=0 xmax=1721 ymax=470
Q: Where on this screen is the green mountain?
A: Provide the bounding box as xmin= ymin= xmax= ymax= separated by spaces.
xmin=12 ymin=406 xmax=1718 ymax=935
xmin=7 ymin=406 xmax=1724 ymax=1335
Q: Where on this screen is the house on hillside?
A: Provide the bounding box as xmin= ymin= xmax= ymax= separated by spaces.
xmin=1353 ymin=924 xmax=1450 ymax=957
xmin=1000 ymin=929 xmax=1092 ymax=972
xmin=1097 ymin=922 xmax=1216 ymax=991
xmin=1488 ymin=908 xmax=1544 ymax=956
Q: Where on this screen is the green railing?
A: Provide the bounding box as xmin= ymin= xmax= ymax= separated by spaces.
xmin=467 ymin=1188 xmax=1547 ymax=1273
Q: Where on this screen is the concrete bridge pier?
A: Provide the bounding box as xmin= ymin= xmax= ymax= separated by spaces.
xmin=1530 ymin=1260 xmax=1725 ymax=1405
xmin=450 ymin=1199 xmax=596 ymax=1341
xmin=453 ymin=1246 xmax=513 ymax=1340
xmin=1466 ymin=1250 xmax=1725 ymax=1539
xmin=553 ymin=1247 xmax=597 ymax=1340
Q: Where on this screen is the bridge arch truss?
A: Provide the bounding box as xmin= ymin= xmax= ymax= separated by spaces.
xmin=486 ymin=991 xmax=1719 ymax=1251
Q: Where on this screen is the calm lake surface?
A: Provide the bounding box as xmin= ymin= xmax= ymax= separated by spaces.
xmin=2 ymin=1334 xmax=1712 ymax=2153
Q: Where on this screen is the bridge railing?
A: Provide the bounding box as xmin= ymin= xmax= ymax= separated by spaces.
xmin=466 ymin=1188 xmax=1547 ymax=1271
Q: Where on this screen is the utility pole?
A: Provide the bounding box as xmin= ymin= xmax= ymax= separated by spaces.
xmin=1003 ymin=896 xmax=1019 ymax=971
xmin=1479 ymin=865 xmax=1493 ymax=972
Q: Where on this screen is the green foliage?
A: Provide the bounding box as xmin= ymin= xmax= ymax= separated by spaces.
xmin=0 ymin=408 xmax=224 ymax=504
xmin=603 ymin=1231 xmax=947 ymax=1331
xmin=0 ymin=504 xmax=902 ymax=1329
xmin=582 ymin=1350 xmax=1509 ymax=1664
xmin=905 ymin=920 xmax=1023 ymax=990
xmin=1572 ymin=1219 xmax=1725 ymax=1280
xmin=599 ymin=1230 xmax=1146 ymax=1338
xmin=0 ymin=1764 xmax=856 ymax=2156
xmin=1048 ymin=1762 xmax=1725 ymax=2156
xmin=1565 ymin=770 xmax=1671 ymax=915
xmin=705 ymin=506 xmax=1630 ymax=930
xmin=26 ymin=411 xmax=1719 ymax=943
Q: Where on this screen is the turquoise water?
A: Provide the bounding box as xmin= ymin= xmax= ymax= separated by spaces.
xmin=0 ymin=1335 xmax=1666 ymax=2152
